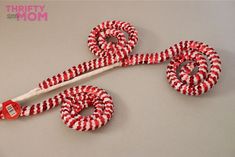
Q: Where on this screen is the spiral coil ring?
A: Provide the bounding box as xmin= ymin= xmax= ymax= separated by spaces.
xmin=0 ymin=20 xmax=221 ymax=131
xmin=60 ymin=86 xmax=113 ymax=131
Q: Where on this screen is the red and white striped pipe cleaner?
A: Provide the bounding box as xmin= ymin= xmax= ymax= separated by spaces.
xmin=0 ymin=20 xmax=221 ymax=131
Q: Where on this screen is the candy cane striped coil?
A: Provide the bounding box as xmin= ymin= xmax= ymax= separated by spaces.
xmin=0 ymin=20 xmax=222 ymax=131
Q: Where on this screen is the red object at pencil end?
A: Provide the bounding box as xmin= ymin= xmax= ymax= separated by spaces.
xmin=1 ymin=100 xmax=21 ymax=120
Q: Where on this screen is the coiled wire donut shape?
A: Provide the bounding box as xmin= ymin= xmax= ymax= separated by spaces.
xmin=0 ymin=20 xmax=221 ymax=131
